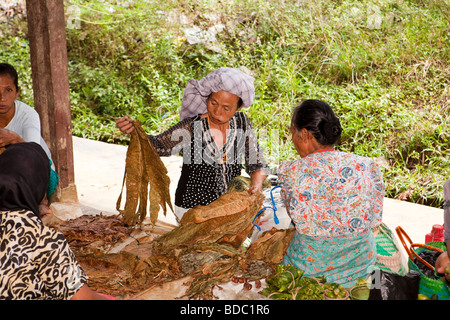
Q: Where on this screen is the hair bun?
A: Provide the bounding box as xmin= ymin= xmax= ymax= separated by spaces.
xmin=321 ymin=118 xmax=342 ymax=144
xmin=292 ymin=99 xmax=342 ymax=146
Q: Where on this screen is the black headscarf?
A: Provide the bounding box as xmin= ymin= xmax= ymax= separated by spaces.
xmin=0 ymin=142 xmax=50 ymax=218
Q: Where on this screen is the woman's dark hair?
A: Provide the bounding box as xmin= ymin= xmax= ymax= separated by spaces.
xmin=237 ymin=97 xmax=243 ymax=109
xmin=0 ymin=63 xmax=19 ymax=89
xmin=291 ymin=99 xmax=342 ymax=146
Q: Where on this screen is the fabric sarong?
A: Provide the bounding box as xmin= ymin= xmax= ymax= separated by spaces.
xmin=282 ymin=230 xmax=376 ymax=288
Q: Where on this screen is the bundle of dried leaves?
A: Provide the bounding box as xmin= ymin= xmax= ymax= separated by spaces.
xmin=116 ymin=120 xmax=173 ymax=226
xmin=179 ymin=227 xmax=295 ymax=299
xmin=148 ymin=191 xmax=295 ymax=299
xmin=60 ymin=184 xmax=293 ymax=299
xmin=58 ymin=214 xmax=132 ymax=255
xmin=152 ymin=191 xmax=264 ymax=253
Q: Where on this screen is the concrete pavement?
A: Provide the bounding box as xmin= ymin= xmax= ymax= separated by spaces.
xmin=71 ymin=136 xmax=445 ymax=249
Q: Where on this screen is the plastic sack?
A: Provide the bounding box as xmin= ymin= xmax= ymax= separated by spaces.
xmin=250 ymin=186 xmax=292 ymax=242
xmin=368 ymin=270 xmax=421 ymax=300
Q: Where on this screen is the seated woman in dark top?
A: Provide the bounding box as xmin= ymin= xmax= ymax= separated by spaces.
xmin=116 ymin=68 xmax=268 ymax=221
xmin=0 ymin=142 xmax=109 ymax=300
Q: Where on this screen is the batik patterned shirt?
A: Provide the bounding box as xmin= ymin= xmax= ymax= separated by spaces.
xmin=278 ymin=150 xmax=385 ymax=237
xmin=0 ymin=210 xmax=87 ymax=300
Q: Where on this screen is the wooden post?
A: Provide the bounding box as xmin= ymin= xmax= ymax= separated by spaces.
xmin=26 ymin=0 xmax=77 ymax=202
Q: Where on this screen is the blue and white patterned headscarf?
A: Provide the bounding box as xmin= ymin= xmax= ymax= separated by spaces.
xmin=180 ymin=67 xmax=255 ymax=121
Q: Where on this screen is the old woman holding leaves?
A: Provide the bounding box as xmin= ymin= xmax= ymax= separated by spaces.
xmin=116 ymin=68 xmax=268 ymax=222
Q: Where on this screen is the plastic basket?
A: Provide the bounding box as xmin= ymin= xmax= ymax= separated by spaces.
xmin=396 ymin=226 xmax=449 ymax=300
xmin=373 ymin=223 xmax=407 ymax=276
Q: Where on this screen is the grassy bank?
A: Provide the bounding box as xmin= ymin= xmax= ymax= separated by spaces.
xmin=0 ymin=0 xmax=449 ymax=207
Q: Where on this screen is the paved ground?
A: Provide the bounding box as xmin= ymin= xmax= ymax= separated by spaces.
xmin=70 ymin=136 xmax=445 ymax=250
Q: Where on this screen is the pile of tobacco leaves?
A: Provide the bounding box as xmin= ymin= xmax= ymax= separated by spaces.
xmin=57 ymin=192 xmax=294 ymax=299
xmin=56 ymin=123 xmax=295 ymax=299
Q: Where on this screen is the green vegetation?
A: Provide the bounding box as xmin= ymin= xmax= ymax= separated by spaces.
xmin=0 ymin=0 xmax=449 ymax=207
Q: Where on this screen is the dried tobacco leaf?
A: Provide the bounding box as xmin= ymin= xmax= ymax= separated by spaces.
xmin=180 ymin=191 xmax=263 ymax=224
xmin=153 ymin=191 xmax=264 ymax=252
xmin=61 ymin=189 xmax=295 ymax=299
xmin=186 ymin=256 xmax=240 ymax=300
xmin=245 ymin=227 xmax=295 ymax=265
xmin=58 ymin=214 xmax=132 ymax=253
xmin=178 ymin=243 xmax=241 ymax=275
xmin=116 ymin=120 xmax=173 ymax=226
xmin=227 ymin=176 xmax=271 ymax=193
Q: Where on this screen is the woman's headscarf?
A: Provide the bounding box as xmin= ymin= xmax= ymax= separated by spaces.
xmin=0 ymin=142 xmax=50 ymax=218
xmin=180 ymin=67 xmax=255 ymax=121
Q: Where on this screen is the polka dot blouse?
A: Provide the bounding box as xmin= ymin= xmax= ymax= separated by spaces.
xmin=148 ymin=112 xmax=268 ymax=209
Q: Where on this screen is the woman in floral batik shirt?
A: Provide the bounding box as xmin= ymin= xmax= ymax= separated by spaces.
xmin=279 ymin=99 xmax=385 ymax=288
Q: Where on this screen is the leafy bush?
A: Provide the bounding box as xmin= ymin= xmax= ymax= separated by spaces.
xmin=0 ymin=0 xmax=448 ymax=206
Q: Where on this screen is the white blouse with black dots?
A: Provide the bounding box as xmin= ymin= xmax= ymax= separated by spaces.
xmin=149 ymin=112 xmax=268 ymax=209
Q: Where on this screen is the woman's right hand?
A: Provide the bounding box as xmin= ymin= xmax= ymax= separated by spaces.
xmin=435 ymin=251 xmax=450 ymax=282
xmin=115 ymin=116 xmax=135 ymax=134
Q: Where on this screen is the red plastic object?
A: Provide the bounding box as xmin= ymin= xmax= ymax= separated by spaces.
xmin=425 ymin=224 xmax=444 ymax=243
